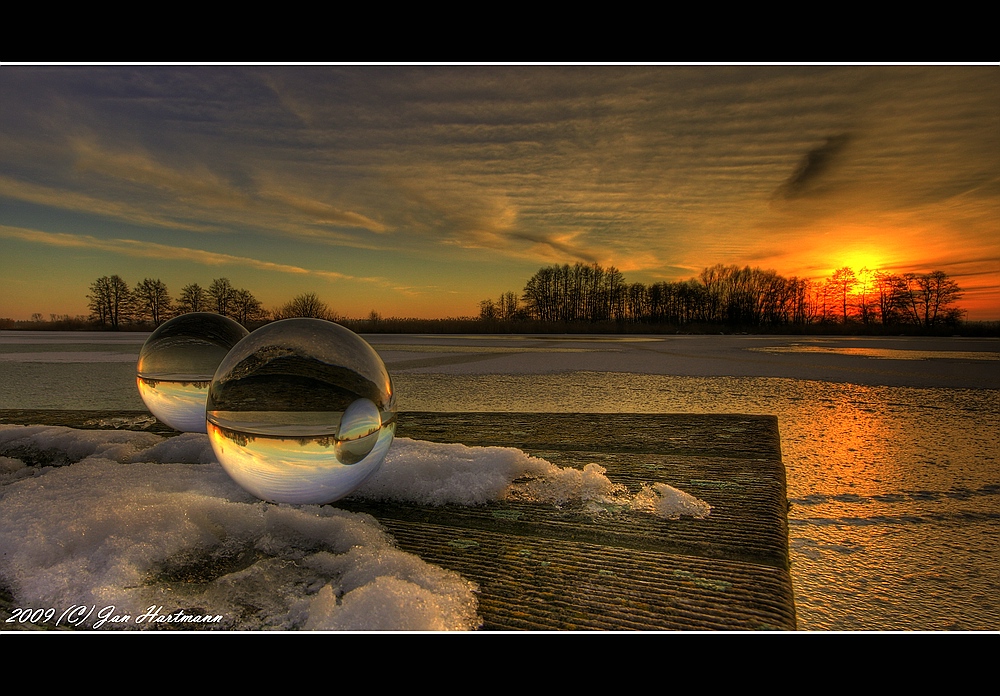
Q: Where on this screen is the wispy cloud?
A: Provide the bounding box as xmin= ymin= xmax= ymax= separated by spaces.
xmin=0 ymin=225 xmax=385 ymax=284
xmin=0 ymin=136 xmax=391 ymax=247
xmin=0 ymin=176 xmax=221 ymax=233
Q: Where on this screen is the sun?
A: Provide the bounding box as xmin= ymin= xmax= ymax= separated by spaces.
xmin=833 ymin=250 xmax=889 ymax=279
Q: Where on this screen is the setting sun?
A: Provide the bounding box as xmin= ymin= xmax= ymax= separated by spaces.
xmin=836 ymin=252 xmax=888 ymax=279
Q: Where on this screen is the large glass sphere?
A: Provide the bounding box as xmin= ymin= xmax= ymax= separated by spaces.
xmin=137 ymin=313 xmax=249 ymax=432
xmin=206 ymin=318 xmax=397 ymax=504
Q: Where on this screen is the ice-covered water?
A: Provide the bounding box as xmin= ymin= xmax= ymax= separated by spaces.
xmin=1 ymin=330 xmax=998 ymax=630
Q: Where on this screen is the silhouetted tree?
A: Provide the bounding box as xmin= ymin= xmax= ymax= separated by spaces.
xmin=87 ymin=275 xmax=132 ymax=329
xmin=699 ymin=264 xmax=727 ymax=324
xmin=872 ymin=271 xmax=902 ymax=326
xmin=230 ymin=287 xmax=269 ymax=326
xmin=899 ymin=271 xmax=964 ymax=328
xmin=790 ymin=277 xmax=813 ymax=325
xmin=522 ymin=266 xmax=558 ymax=321
xmin=274 ymin=292 xmax=336 ymax=320
xmin=827 ymin=267 xmax=857 ymax=323
xmin=479 ymin=298 xmax=497 ymax=322
xmin=208 ymin=278 xmax=234 ymax=316
xmin=479 ymin=292 xmax=520 ymax=323
xmin=134 ymin=278 xmax=172 ymax=326
xmin=498 ymin=291 xmax=520 ymax=321
xmin=625 ymin=282 xmax=647 ymax=322
xmin=177 ymin=283 xmax=208 ymax=313
xmin=854 ymin=268 xmax=876 ymax=325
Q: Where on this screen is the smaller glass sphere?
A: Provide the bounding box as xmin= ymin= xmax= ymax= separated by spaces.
xmin=206 ymin=318 xmax=397 ymax=504
xmin=136 ymin=313 xmax=249 ymax=433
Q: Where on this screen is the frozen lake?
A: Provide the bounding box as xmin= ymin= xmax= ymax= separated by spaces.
xmin=2 ymin=330 xmax=998 ymax=630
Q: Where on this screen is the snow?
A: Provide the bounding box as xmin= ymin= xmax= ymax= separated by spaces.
xmin=0 ymin=424 xmax=710 ymax=631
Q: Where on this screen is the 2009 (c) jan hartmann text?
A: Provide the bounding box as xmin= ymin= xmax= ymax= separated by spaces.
xmin=6 ymin=605 xmax=224 ymax=628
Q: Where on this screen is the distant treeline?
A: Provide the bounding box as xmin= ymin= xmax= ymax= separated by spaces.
xmin=0 ymin=276 xmax=337 ymax=332
xmin=478 ymin=263 xmax=981 ymax=335
xmin=0 ymin=265 xmax=995 ymax=337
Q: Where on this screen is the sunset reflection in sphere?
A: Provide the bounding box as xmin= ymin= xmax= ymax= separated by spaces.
xmin=136 ymin=313 xmax=250 ymax=433
xmin=206 ymin=318 xmax=397 ymax=504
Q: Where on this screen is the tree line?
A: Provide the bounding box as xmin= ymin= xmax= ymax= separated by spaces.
xmin=0 ymin=265 xmax=977 ymax=335
xmin=479 ymin=263 xmax=967 ymax=331
xmin=86 ymin=276 xmax=336 ymax=329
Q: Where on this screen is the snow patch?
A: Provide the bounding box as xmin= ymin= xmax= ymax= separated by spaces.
xmin=0 ymin=425 xmax=710 ymax=631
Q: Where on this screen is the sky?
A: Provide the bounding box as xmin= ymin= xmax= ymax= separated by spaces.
xmin=1 ymin=64 xmax=998 ymax=321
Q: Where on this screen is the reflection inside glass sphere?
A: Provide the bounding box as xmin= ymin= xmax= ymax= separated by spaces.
xmin=136 ymin=313 xmax=250 ymax=432
xmin=206 ymin=318 xmax=397 ymax=504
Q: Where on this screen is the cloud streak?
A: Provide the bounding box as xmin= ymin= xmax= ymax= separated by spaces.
xmin=0 ymin=138 xmax=390 ymax=246
xmin=0 ymin=226 xmax=385 ymax=284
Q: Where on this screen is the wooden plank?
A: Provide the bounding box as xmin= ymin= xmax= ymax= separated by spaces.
xmin=0 ymin=410 xmax=796 ymax=630
xmin=349 ymin=412 xmax=795 ymax=630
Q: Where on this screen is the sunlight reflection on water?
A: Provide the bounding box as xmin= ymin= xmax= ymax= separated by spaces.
xmin=748 ymin=345 xmax=1000 ymax=361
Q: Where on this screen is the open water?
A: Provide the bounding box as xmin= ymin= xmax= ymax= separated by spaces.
xmin=1 ymin=330 xmax=998 ymax=631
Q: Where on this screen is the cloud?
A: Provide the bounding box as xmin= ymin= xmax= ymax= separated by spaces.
xmin=0 ymin=176 xmax=221 ymax=234
xmin=0 ymin=137 xmax=391 ymax=247
xmin=387 ymin=165 xmax=650 ymax=268
xmin=263 ymin=190 xmax=388 ymax=233
xmin=777 ymin=134 xmax=851 ymax=200
xmin=0 ymin=225 xmax=385 ymax=285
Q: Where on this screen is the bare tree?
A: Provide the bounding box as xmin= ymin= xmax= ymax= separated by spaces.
xmin=855 ymin=268 xmax=875 ymax=325
xmin=873 ymin=271 xmax=902 ymax=326
xmin=208 ymin=278 xmax=234 ymax=316
xmin=497 ymin=291 xmax=520 ymax=321
xmin=134 ymin=278 xmax=172 ymax=326
xmin=900 ymin=271 xmax=964 ymax=328
xmin=87 ymin=275 xmax=132 ymax=329
xmin=230 ymin=287 xmax=269 ymax=326
xmin=274 ymin=292 xmax=336 ymax=320
xmin=699 ymin=264 xmax=728 ymax=324
xmin=827 ymin=267 xmax=857 ymax=323
xmin=88 ymin=277 xmax=111 ymax=326
xmin=479 ymin=298 xmax=497 ymax=322
xmin=791 ymin=278 xmax=813 ymax=325
xmin=177 ymin=283 xmax=208 ymax=313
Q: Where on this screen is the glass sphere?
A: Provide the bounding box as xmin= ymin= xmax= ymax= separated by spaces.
xmin=206 ymin=318 xmax=397 ymax=504
xmin=137 ymin=313 xmax=250 ymax=433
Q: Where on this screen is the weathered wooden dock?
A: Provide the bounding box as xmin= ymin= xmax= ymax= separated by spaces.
xmin=0 ymin=410 xmax=795 ymax=631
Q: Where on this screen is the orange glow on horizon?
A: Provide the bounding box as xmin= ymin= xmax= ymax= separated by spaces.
xmin=732 ymin=219 xmax=1000 ymax=321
